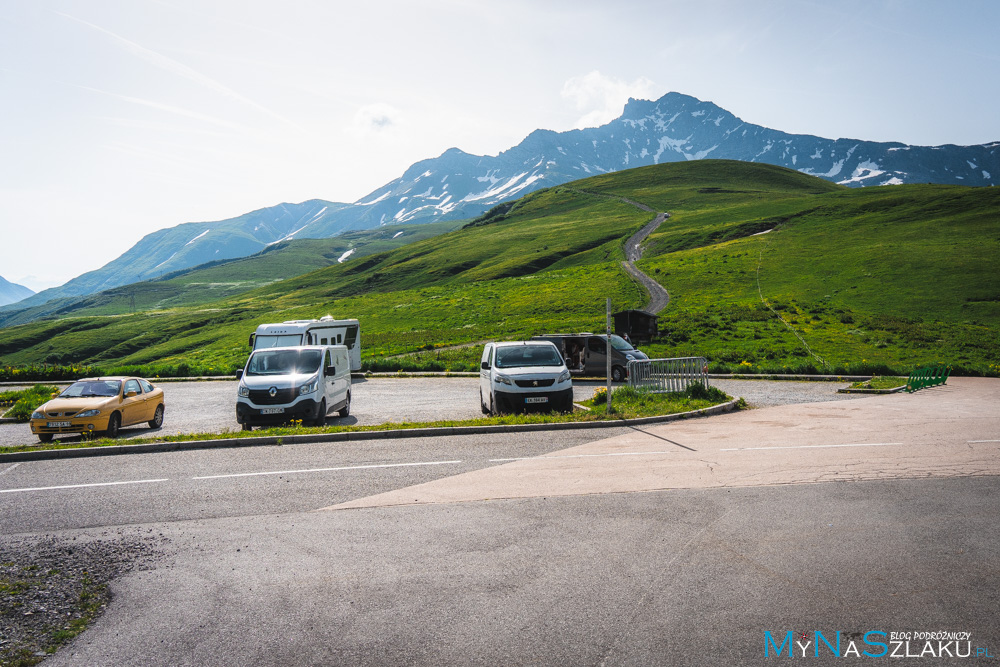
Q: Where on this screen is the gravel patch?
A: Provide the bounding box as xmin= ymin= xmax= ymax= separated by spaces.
xmin=0 ymin=533 xmax=165 ymax=665
xmin=709 ymin=378 xmax=863 ymax=408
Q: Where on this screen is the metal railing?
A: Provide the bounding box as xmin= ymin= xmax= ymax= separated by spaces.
xmin=627 ymin=357 xmax=709 ymax=393
xmin=906 ymin=364 xmax=950 ymax=393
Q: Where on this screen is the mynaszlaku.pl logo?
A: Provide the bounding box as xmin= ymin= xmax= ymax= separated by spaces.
xmin=764 ymin=630 xmax=995 ymax=659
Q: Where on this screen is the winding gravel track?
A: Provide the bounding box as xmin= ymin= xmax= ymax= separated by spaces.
xmin=617 ymin=198 xmax=670 ymax=314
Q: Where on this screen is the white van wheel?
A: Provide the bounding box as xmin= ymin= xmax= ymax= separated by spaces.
xmin=480 ymin=390 xmax=489 ymax=415
xmin=313 ymin=399 xmax=327 ymax=427
xmin=338 ymin=392 xmax=351 ymax=418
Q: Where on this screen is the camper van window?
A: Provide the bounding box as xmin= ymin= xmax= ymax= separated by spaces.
xmin=337 ymin=334 xmax=342 ymax=344
xmin=246 ymin=349 xmax=323 ymax=376
xmin=609 ymin=335 xmax=635 ymax=351
xmin=255 ymin=334 xmax=303 ymax=348
xmin=321 ymin=338 xmax=328 ymax=345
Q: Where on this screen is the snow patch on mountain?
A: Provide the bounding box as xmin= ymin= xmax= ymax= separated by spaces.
xmin=185 ymin=229 xmax=210 ymax=246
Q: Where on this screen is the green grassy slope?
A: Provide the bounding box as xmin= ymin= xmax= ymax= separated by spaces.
xmin=0 ymin=219 xmax=464 ymax=325
xmin=635 ymin=184 xmax=1000 ymax=373
xmin=1 ymin=160 xmax=997 ymax=376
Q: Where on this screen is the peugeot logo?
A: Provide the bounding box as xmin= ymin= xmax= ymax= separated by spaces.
xmin=268 ymin=387 xmax=278 ymax=397
xmin=532 ymin=380 xmax=539 ymax=387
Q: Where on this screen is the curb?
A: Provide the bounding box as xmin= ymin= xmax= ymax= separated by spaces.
xmin=837 ymin=385 xmax=907 ymax=394
xmin=0 ymin=400 xmax=739 ymax=463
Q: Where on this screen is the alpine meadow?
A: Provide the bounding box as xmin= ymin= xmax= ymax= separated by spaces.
xmin=1 ymin=160 xmax=997 ymax=379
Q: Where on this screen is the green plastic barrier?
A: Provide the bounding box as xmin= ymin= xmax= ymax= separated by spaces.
xmin=906 ymin=364 xmax=951 ymax=393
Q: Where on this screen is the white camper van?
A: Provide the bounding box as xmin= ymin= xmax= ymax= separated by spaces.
xmin=249 ymin=316 xmax=361 ymax=372
xmin=236 ymin=345 xmax=351 ymax=429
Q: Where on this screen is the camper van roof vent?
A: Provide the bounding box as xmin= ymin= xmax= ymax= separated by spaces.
xmin=320 ymin=315 xmax=334 ymax=321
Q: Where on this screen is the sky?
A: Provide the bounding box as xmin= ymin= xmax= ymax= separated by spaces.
xmin=2 ymin=0 xmax=999 ymax=291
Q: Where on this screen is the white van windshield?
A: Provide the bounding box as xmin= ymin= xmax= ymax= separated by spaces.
xmin=246 ymin=349 xmax=322 ymax=376
xmin=495 ymin=345 xmax=564 ymax=369
xmin=609 ymin=335 xmax=635 ymax=351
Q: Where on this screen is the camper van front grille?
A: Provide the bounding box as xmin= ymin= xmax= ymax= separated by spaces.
xmin=249 ymin=388 xmax=296 ymax=405
xmin=514 ymin=378 xmax=555 ymax=388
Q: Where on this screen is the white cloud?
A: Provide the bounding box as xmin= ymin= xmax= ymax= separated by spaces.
xmin=348 ymin=103 xmax=404 ymax=139
xmin=561 ymin=71 xmax=658 ymax=129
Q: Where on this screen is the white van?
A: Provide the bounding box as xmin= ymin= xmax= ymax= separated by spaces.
xmin=249 ymin=316 xmax=361 ymax=372
xmin=236 ymin=345 xmax=351 ymax=430
xmin=480 ymin=341 xmax=573 ymax=415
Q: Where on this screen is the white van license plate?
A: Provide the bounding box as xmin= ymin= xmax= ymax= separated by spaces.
xmin=525 ymin=397 xmax=548 ymax=404
xmin=261 ymin=407 xmax=285 ymax=415
xmin=47 ymin=421 xmax=72 ymax=428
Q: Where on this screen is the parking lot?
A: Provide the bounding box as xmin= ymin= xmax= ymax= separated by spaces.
xmin=0 ymin=376 xmax=861 ymax=448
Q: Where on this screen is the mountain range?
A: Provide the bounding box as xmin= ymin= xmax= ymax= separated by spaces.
xmin=0 ymin=276 xmax=34 ymax=308
xmin=5 ymin=91 xmax=997 ymax=315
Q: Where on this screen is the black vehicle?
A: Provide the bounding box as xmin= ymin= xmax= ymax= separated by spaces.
xmin=529 ymin=333 xmax=648 ymax=381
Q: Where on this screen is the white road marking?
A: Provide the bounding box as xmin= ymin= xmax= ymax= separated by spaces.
xmin=721 ymin=442 xmax=904 ymax=452
xmin=193 ymin=459 xmax=463 ymax=480
xmin=491 ymin=451 xmax=678 ymax=462
xmin=0 ymin=478 xmax=169 ymax=494
xmin=968 ymin=440 xmax=1000 ymax=443
xmin=0 ymin=463 xmax=21 ymax=476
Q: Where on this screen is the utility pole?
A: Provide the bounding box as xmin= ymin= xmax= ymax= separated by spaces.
xmin=606 ymin=297 xmax=612 ymax=414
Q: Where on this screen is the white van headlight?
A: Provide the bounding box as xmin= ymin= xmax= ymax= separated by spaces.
xmin=494 ymin=374 xmax=513 ymax=386
xmin=238 ymin=385 xmax=250 ymax=398
xmin=299 ymin=379 xmax=320 ymax=395
xmin=557 ymin=370 xmax=571 ymax=384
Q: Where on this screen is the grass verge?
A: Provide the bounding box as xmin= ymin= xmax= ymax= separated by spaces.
xmin=0 ymin=386 xmax=59 ymax=422
xmin=847 ymin=376 xmax=907 ymax=391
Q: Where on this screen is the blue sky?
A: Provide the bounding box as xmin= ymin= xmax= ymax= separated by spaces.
xmin=2 ymin=0 xmax=998 ymax=290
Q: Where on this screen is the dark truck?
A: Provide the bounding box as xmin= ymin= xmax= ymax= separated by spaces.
xmin=529 ymin=333 xmax=648 ymax=381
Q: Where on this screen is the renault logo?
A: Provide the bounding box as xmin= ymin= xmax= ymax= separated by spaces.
xmin=268 ymin=387 xmax=278 ymax=397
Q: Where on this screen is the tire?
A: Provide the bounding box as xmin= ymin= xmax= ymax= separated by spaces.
xmin=105 ymin=412 xmax=121 ymax=438
xmin=241 ymin=422 xmax=252 ymax=432
xmin=612 ymin=365 xmax=626 ymax=382
xmin=38 ymin=433 xmax=53 ymax=443
xmin=337 ymin=392 xmax=351 ymax=418
xmin=148 ymin=404 xmax=164 ymax=429
xmin=480 ymin=390 xmax=489 ymax=415
xmin=313 ymin=399 xmax=327 ymax=427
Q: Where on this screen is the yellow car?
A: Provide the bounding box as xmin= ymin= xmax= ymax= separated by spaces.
xmin=30 ymin=377 xmax=165 ymax=443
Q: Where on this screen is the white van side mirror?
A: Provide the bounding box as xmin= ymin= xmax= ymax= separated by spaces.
xmin=481 ymin=361 xmax=490 ymax=370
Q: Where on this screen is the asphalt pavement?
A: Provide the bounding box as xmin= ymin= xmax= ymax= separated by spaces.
xmin=1 ymin=378 xmax=997 ymax=664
